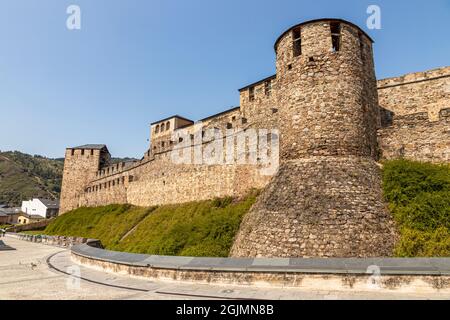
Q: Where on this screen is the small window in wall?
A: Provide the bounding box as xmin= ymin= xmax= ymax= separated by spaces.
xmin=271 ymin=108 xmax=278 ymax=114
xmin=249 ymin=86 xmax=255 ymax=102
xmin=226 ymin=123 xmax=233 ymax=129
xmin=166 ymin=121 xmax=170 ymax=130
xmin=241 ymin=117 xmax=248 ymax=124
xmin=264 ymin=80 xmax=272 ymax=97
xmin=162 ymin=141 xmax=165 ymax=147
xmin=190 ymin=134 xmax=194 ymax=140
xmin=358 ymin=32 xmax=365 ymax=62
xmin=71 ymin=149 xmax=75 ymax=156
xmin=231 ymin=116 xmax=236 ymax=121
xmin=81 ymin=149 xmax=85 ymax=155
xmin=90 ymin=149 xmax=94 ymax=156
xmin=330 ymin=22 xmax=341 ymax=52
xmin=179 ymin=137 xmax=183 ymax=143
xmin=161 ymin=123 xmax=165 ymax=131
xmin=155 ymin=125 xmax=160 ymax=134
xmin=292 ymin=27 xmax=302 ymax=57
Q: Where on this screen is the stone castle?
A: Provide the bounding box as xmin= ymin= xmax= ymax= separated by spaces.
xmin=60 ymin=19 xmax=450 ymax=258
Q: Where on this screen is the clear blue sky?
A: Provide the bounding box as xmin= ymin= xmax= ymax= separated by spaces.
xmin=0 ymin=0 xmax=449 ymax=158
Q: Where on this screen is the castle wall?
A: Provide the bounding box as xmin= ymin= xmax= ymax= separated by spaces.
xmin=59 ymin=18 xmax=449 ymax=258
xmin=78 ymin=126 xmax=274 ymax=208
xmin=378 ymin=109 xmax=450 ymax=162
xmin=377 ymin=67 xmax=450 ymax=121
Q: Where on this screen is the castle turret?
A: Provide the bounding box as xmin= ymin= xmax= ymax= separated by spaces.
xmin=275 ymin=18 xmax=379 ymax=160
xmin=59 ymin=144 xmax=111 ymax=214
xmin=231 ymin=19 xmax=397 ymax=258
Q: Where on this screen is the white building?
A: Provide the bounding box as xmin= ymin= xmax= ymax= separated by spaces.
xmin=21 ymin=198 xmax=60 ymax=219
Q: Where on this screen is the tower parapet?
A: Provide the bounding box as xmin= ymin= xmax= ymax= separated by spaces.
xmin=59 ymin=144 xmax=111 ymax=214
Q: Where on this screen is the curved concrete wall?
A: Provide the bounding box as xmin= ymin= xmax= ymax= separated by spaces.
xmin=71 ymin=243 xmax=450 ymax=294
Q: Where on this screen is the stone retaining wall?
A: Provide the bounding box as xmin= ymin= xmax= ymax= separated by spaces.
xmin=71 ymin=243 xmax=450 ymax=294
xmin=6 ymin=232 xmax=102 ymax=248
xmin=7 ymin=219 xmax=53 ymax=233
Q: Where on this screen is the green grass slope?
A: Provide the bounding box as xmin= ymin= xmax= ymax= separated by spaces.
xmin=383 ymin=159 xmax=450 ymax=257
xmin=44 ymin=204 xmax=153 ymax=248
xmin=42 ymin=191 xmax=259 ymax=257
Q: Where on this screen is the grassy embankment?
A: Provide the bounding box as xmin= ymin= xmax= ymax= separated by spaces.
xmin=37 ymin=191 xmax=259 ymax=257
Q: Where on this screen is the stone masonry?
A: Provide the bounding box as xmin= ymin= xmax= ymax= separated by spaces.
xmin=59 ymin=18 xmax=449 ymax=258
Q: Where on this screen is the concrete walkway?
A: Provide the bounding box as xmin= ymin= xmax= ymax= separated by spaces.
xmin=0 ymin=237 xmax=448 ymax=300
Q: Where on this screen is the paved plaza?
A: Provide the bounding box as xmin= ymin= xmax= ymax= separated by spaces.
xmin=0 ymin=237 xmax=447 ymax=300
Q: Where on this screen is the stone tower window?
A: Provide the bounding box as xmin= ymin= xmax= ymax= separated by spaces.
xmin=161 ymin=141 xmax=165 ymax=147
xmin=264 ymin=80 xmax=272 ymax=96
xmin=166 ymin=121 xmax=170 ymax=130
xmin=249 ymin=86 xmax=255 ymax=102
xmin=81 ymin=149 xmax=85 ymax=156
xmin=241 ymin=117 xmax=248 ymax=124
xmin=161 ymin=123 xmax=165 ymax=131
xmin=226 ymin=123 xmax=233 ymax=129
xmin=71 ymin=149 xmax=74 ymax=156
xmin=330 ymin=22 xmax=341 ymax=52
xmin=155 ymin=125 xmax=160 ymax=134
xmin=358 ymin=32 xmax=365 ymax=62
xmin=179 ymin=137 xmax=183 ymax=142
xmin=292 ymin=27 xmax=302 ymax=57
xmin=90 ymin=149 xmax=94 ymax=155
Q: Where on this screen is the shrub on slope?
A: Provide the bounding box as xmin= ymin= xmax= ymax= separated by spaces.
xmin=382 ymin=159 xmax=450 ymax=257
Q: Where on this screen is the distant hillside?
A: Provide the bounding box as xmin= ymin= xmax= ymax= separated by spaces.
xmin=0 ymin=151 xmax=64 ymax=207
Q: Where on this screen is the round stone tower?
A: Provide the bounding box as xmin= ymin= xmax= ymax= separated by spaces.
xmin=231 ymin=19 xmax=397 ymax=258
xmin=275 ymin=19 xmax=379 ymax=160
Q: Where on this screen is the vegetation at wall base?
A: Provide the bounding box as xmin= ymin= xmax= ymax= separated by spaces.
xmin=383 ymin=159 xmax=450 ymax=257
xmin=42 ymin=190 xmax=259 ymax=257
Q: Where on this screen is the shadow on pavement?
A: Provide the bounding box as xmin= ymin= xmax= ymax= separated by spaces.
xmin=0 ymin=240 xmax=16 ymax=251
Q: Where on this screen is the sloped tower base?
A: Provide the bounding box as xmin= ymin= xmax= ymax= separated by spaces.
xmin=230 ymin=156 xmax=398 ymax=258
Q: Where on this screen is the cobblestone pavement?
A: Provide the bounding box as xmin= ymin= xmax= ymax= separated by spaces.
xmin=0 ymin=237 xmax=447 ymax=300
